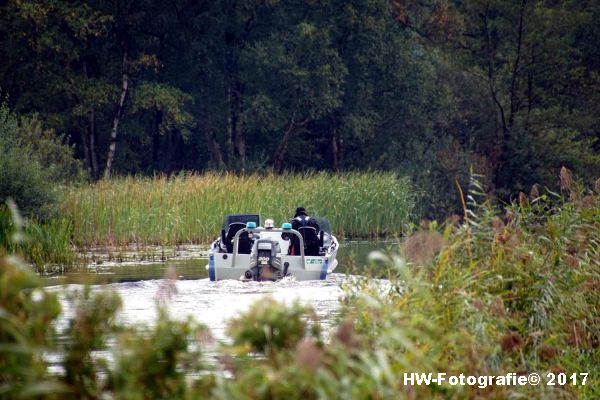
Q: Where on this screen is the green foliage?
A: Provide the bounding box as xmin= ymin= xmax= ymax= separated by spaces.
xmin=341 ymin=177 xmax=599 ymax=398
xmin=108 ymin=309 xmax=206 ymax=400
xmin=0 ymin=255 xmax=64 ymax=399
xmin=130 ymin=82 xmax=194 ymax=138
xmin=0 ymin=253 xmax=210 ymax=400
xmin=13 ymin=115 xmax=84 ymax=183
xmin=454 ymin=0 xmax=600 ymax=196
xmin=62 ymin=287 xmax=122 ymax=399
xmin=227 ymin=299 xmax=316 ymax=355
xmin=0 ymin=102 xmax=79 ymax=269
xmin=18 ymin=218 xmax=74 ymax=272
xmin=217 ymin=176 xmax=600 ymax=399
xmin=0 ymin=106 xmax=56 ymax=219
xmin=0 ymin=102 xmax=83 ymax=219
xmin=242 ymin=18 xmax=347 ymax=126
xmin=504 ymin=117 xmax=600 ymax=193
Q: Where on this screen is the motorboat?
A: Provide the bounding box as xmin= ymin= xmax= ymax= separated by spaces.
xmin=207 ymin=214 xmax=339 ymax=281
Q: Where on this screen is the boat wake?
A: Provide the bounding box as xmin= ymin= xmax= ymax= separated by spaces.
xmin=49 ymin=274 xmax=354 ymax=340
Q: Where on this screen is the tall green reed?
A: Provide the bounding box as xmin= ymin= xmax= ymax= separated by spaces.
xmin=61 ymin=171 xmax=417 ymax=246
xmin=0 ymin=203 xmax=74 ymax=271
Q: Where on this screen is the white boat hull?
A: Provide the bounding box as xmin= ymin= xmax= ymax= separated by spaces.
xmin=208 ymin=251 xmax=338 ymax=281
xmin=207 ymin=226 xmax=338 ymax=281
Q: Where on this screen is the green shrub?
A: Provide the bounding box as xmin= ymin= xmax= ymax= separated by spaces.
xmin=108 ymin=309 xmax=208 ymax=400
xmin=332 ymin=176 xmax=600 ymax=398
xmin=0 ymin=254 xmax=211 ymax=400
xmin=227 ymin=299 xmax=319 ymax=356
xmin=0 ymin=140 xmax=56 ymax=220
xmin=0 ymin=101 xmax=83 ymax=219
xmin=61 ymin=287 xmax=122 ymax=399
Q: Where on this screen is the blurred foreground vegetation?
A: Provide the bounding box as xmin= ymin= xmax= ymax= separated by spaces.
xmin=1 ymin=177 xmax=598 ymax=399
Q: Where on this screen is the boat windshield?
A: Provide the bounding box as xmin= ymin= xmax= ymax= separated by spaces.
xmin=221 ymin=214 xmax=260 ymax=231
xmin=311 ymin=217 xmax=331 ymax=234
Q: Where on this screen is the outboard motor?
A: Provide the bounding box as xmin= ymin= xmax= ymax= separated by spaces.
xmin=245 ymin=239 xmax=283 ymax=281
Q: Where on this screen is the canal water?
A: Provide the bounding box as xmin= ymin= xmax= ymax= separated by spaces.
xmin=45 ymin=241 xmax=397 ymax=341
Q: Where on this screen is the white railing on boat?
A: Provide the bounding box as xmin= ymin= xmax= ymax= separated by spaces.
xmin=230 ymin=227 xmax=306 ymax=269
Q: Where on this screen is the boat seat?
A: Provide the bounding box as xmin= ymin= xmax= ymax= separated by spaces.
xmin=224 ymin=222 xmax=252 ymax=254
xmin=237 ymin=232 xmax=253 ymax=254
xmin=299 ymin=226 xmax=321 ymax=256
xmin=288 ymin=226 xmax=321 ymax=256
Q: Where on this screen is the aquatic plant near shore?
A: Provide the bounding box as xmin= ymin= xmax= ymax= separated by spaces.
xmin=0 ymin=202 xmax=74 ymax=271
xmin=60 ymin=171 xmax=416 ymax=246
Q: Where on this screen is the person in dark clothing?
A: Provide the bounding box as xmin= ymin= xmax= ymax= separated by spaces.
xmin=288 ymin=207 xmax=320 ymax=255
xmin=291 ymin=207 xmax=319 ymax=231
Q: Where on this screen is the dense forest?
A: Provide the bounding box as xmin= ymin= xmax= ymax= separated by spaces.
xmin=1 ymin=2 xmax=599 ymax=398
xmin=1 ymin=0 xmax=599 ymax=216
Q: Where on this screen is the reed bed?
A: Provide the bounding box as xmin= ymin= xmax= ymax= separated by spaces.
xmin=60 ymin=171 xmax=416 ymax=246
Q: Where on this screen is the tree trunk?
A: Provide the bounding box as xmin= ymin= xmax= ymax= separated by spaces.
xmin=331 ymin=130 xmax=340 ymax=171
xmin=83 ymin=60 xmax=99 ymax=180
xmin=89 ymin=107 xmax=99 ymax=180
xmin=81 ymin=122 xmax=92 ymax=178
xmin=104 ymin=50 xmax=129 ymax=179
xmin=330 ymin=115 xmax=340 ymax=171
xmin=227 ymin=79 xmax=246 ymax=169
xmin=494 ymin=0 xmax=526 ymax=190
xmin=234 ymin=81 xmax=246 ymax=169
xmin=507 ymin=0 xmax=526 ymax=132
xmin=81 ymin=107 xmax=100 ymax=181
xmin=234 ymin=123 xmax=246 ymax=170
xmin=226 ymin=84 xmax=234 ymax=166
xmin=524 ymin=44 xmax=534 ymax=133
xmin=152 ymin=110 xmax=163 ymax=172
xmin=271 ymin=115 xmax=309 ymax=173
xmin=482 ymin=6 xmax=509 ymax=190
xmin=482 ymin=6 xmax=507 ymax=136
xmin=203 ymin=115 xmax=225 ymax=169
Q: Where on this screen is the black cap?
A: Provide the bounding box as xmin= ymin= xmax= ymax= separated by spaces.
xmin=294 ymin=207 xmax=307 ymax=217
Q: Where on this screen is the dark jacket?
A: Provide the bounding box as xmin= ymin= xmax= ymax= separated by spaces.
xmin=291 ymin=214 xmax=320 ymax=232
